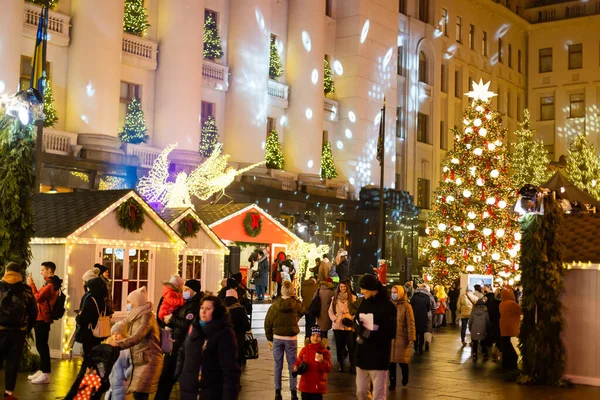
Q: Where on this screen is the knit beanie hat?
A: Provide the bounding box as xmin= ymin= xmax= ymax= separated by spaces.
xmin=127 ymin=286 xmax=148 ymax=307
xmin=225 ymin=288 xmax=238 ymax=298
xmin=94 ymin=263 xmax=109 ymax=276
xmin=82 ymin=268 xmax=100 ymax=282
xmin=281 ymin=280 xmax=295 ymax=297
xmin=359 ymin=274 xmax=379 ymax=291
xmin=226 ymin=278 xmax=238 ymax=289
xmin=111 ymin=321 xmax=129 ymax=337
xmin=311 ymin=325 xmax=322 ymax=337
xmin=185 ymin=279 xmax=201 ymax=294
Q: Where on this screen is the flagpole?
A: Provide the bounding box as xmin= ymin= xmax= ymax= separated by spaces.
xmin=34 ymin=5 xmax=49 ymax=194
xmin=377 ymin=97 xmax=386 ymax=263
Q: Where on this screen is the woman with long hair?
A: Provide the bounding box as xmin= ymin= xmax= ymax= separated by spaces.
xmin=327 ymin=279 xmax=356 ymax=373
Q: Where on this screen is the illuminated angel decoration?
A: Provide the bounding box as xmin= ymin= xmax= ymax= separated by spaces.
xmin=137 ymin=143 xmax=265 ymax=209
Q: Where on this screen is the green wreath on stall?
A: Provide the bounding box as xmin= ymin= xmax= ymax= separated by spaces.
xmin=178 ymin=216 xmax=201 ymax=239
xmin=243 ymin=212 xmax=262 ymax=237
xmin=116 ymin=198 xmax=145 ymax=233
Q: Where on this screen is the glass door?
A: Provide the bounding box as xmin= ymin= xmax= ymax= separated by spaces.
xmin=101 ymin=247 xmax=151 ymax=313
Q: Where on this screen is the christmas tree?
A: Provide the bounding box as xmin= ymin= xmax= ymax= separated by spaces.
xmin=123 ymin=0 xmax=150 ymax=36
xmin=510 ymin=109 xmax=551 ymax=188
xmin=119 ymin=97 xmax=149 ymax=144
xmin=203 ymin=14 xmax=223 ymax=60
xmin=320 ymin=141 xmax=338 ymax=179
xmin=265 ymin=130 xmax=284 ymax=169
xmin=566 ymin=133 xmax=600 ymax=199
xmin=42 ymin=79 xmax=58 ymax=128
xmin=27 ymin=0 xmax=59 ymax=9
xmin=269 ymin=37 xmax=283 ymax=80
xmin=199 ymin=116 xmax=219 ymax=157
xmin=324 ymin=58 xmax=335 ymax=96
xmin=422 ymin=80 xmax=520 ymax=286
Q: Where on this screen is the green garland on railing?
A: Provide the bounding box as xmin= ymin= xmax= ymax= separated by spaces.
xmin=116 ymin=198 xmax=145 ymax=233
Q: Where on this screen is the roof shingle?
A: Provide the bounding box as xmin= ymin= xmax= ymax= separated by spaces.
xmin=562 ymin=214 xmax=600 ymax=263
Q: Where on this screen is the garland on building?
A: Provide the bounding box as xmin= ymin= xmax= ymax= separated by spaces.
xmin=119 ymin=97 xmax=149 ymax=144
xmin=43 ymin=79 xmax=58 ymax=128
xmin=265 ymin=130 xmax=285 ymax=169
xmin=243 ymin=212 xmax=262 ymax=237
xmin=178 ymin=216 xmax=201 ymax=239
xmin=422 ymin=80 xmax=520 ymax=286
xmin=203 ymin=14 xmax=223 ymax=60
xmin=116 ymin=198 xmax=145 ymax=233
xmin=320 ymin=141 xmax=338 ymax=179
xmin=27 ymin=0 xmax=59 ymax=9
xmin=123 ymin=0 xmax=150 ymax=36
xmin=269 ymin=37 xmax=283 ymax=80
xmin=324 ymin=58 xmax=335 ymax=96
xmin=510 ymin=109 xmax=551 ymax=188
xmin=518 ymin=194 xmax=566 ymax=386
xmin=566 ymin=133 xmax=600 ymax=199
xmin=199 ymin=116 xmax=219 ymax=157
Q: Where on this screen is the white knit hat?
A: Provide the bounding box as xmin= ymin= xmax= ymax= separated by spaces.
xmin=82 ymin=268 xmax=100 ymax=282
xmin=127 ymin=286 xmax=148 ymax=307
xmin=111 ymin=321 xmax=129 ymax=337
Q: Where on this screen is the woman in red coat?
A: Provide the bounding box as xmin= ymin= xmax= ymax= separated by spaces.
xmin=293 ymin=325 xmax=332 ymax=399
xmin=272 ymin=252 xmax=286 ymax=298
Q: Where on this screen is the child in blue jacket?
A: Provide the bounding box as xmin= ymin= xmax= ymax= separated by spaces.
xmin=106 ymin=322 xmax=132 ymax=400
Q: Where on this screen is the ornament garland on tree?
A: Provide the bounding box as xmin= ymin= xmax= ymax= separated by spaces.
xmin=178 ymin=216 xmax=201 ymax=239
xmin=422 ymin=80 xmax=520 ymax=286
xmin=119 ymin=97 xmax=149 ymax=144
xmin=117 ymin=198 xmax=145 ymax=233
xmin=123 ymin=0 xmax=150 ymax=36
xmin=203 ymin=14 xmax=223 ymax=60
xmin=320 ymin=141 xmax=338 ymax=179
xmin=566 ymin=133 xmax=600 ymax=199
xmin=269 ymin=37 xmax=283 ymax=80
xmin=42 ymin=79 xmax=58 ymax=128
xmin=510 ymin=109 xmax=552 ymax=188
xmin=324 ymin=58 xmax=335 ymax=96
xmin=199 ymin=116 xmax=220 ymax=157
xmin=243 ymin=212 xmax=262 ymax=237
xmin=265 ymin=130 xmax=285 ymax=169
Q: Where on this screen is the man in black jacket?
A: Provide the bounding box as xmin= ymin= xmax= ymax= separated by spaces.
xmin=354 ymin=274 xmax=396 ymax=400
xmin=0 ymin=262 xmax=38 ymax=400
xmin=447 ymin=283 xmax=460 ymax=326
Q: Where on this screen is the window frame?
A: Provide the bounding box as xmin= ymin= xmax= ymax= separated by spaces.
xmin=568 ymin=43 xmax=583 ymax=70
xmin=441 ymin=63 xmax=448 ymax=93
xmin=419 ymin=0 xmax=429 ymax=23
xmin=469 ymin=24 xmax=475 ymax=50
xmin=396 ymin=106 xmax=404 ymax=139
xmin=498 ymin=38 xmax=503 ymax=63
xmin=417 ymin=178 xmax=431 ymax=209
xmin=418 ymin=52 xmax=428 ymax=84
xmin=441 ymin=8 xmax=449 ymax=37
xmin=508 ymin=44 xmax=512 ymax=68
xmin=539 ymin=48 xmax=553 ymax=73
xmin=569 ymin=93 xmax=585 ymax=119
xmin=454 ymin=69 xmax=461 ymax=98
xmin=397 ymin=45 xmax=405 ymax=76
xmin=178 ymin=254 xmax=204 ymax=282
xmin=518 ymin=49 xmax=522 ymax=73
xmin=399 ymin=0 xmax=407 ymax=15
xmin=540 ymin=95 xmax=555 ymax=121
xmin=417 ymin=112 xmax=430 ymax=144
xmin=201 ymin=101 xmax=216 ymax=126
xmin=440 ymin=120 xmax=448 ymax=150
xmin=456 ymin=16 xmax=462 ymax=43
xmin=482 ymin=31 xmax=488 ymax=57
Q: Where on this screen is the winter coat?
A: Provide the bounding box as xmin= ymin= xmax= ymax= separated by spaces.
xmin=336 ymin=259 xmax=350 ymax=282
xmin=224 ymin=296 xmax=251 ymax=362
xmin=106 ymin=349 xmax=132 ymax=400
xmin=167 ymin=292 xmax=201 ymax=345
xmin=29 ymin=275 xmax=62 ymax=323
xmin=177 ymin=318 xmax=241 ymax=400
xmin=315 ymin=284 xmax=335 ymax=331
xmin=75 ymin=277 xmax=109 ymax=343
xmin=301 ymin=277 xmax=318 ymax=305
xmin=457 ymin=292 xmax=474 ymax=319
xmin=327 ymin=292 xmax=356 ymax=331
xmin=254 ymin=256 xmax=270 ymax=287
xmin=100 ymin=276 xmax=114 ymax=317
xmin=117 ymin=302 xmax=163 ymax=394
xmin=390 ymin=296 xmax=416 ymax=364
xmin=264 ymin=296 xmax=305 ymax=341
xmin=484 ymin=292 xmax=501 ymax=342
xmin=500 ymin=289 xmax=522 ymax=337
xmin=434 ymin=297 xmax=447 ymax=315
xmin=354 ymin=291 xmax=397 ymax=370
xmin=294 ymin=339 xmax=332 ymax=394
xmin=317 ymin=259 xmax=332 ymax=284
xmin=158 ymin=283 xmax=184 ymax=320
xmin=468 ymin=299 xmax=490 ymax=341
xmin=0 ymin=271 xmax=38 ymax=331
xmin=411 ymin=289 xmax=432 ymax=333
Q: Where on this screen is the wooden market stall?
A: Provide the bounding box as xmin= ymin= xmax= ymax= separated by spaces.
xmin=30 ymin=190 xmax=185 ymax=357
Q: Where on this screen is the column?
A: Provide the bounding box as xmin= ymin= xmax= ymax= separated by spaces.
xmin=224 ymin=0 xmax=271 ymax=164
xmin=154 ymin=0 xmax=205 ymax=152
xmin=65 ymin=0 xmax=124 ymax=137
xmin=0 ymin=0 xmax=25 ymax=95
xmin=284 ymin=0 xmax=325 ymax=176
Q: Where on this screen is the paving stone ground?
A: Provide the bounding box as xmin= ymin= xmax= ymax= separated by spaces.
xmin=4 ymin=326 xmax=600 ymax=399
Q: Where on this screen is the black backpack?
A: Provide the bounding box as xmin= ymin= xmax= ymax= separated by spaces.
xmin=50 ymin=288 xmax=66 ymax=320
xmin=0 ymin=281 xmax=27 ymax=328
xmin=308 ymin=289 xmax=321 ymax=317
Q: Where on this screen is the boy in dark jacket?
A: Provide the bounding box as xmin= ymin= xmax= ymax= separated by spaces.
xmin=293 ymin=325 xmax=332 ymax=400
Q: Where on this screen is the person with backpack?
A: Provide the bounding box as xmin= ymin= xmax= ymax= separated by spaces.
xmin=27 ymin=261 xmax=63 ymax=385
xmin=75 ymin=273 xmax=109 ymax=358
xmin=0 ymin=262 xmax=38 ymax=400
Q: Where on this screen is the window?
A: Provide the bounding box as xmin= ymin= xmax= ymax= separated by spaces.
xmin=539 ymin=48 xmax=552 ymax=72
xmin=204 ymin=9 xmax=217 ymax=22
xmin=508 ymin=44 xmax=512 ymax=68
xmin=201 ymin=101 xmax=215 ymax=126
xmin=119 ymin=81 xmax=141 ymax=126
xmin=102 ymin=248 xmax=150 ymax=312
xmin=417 ymin=113 xmax=429 ymax=143
xmin=570 ymin=93 xmax=585 ymax=118
xmin=441 ymin=63 xmax=448 ymax=93
xmin=454 ymin=70 xmax=461 ymax=98
xmin=417 ymin=178 xmax=430 ymax=209
xmin=507 ymin=90 xmax=512 ymax=118
xmin=540 ymin=96 xmax=555 ymax=121
xmin=419 ymin=0 xmax=429 ymax=23
xmin=469 ymin=24 xmax=475 ymax=49
xmin=498 ymin=38 xmax=503 ymax=63
xmin=518 ymin=49 xmax=522 ymax=73
xmin=266 ymin=117 xmax=275 ymax=135
xmin=418 ymin=52 xmax=428 ymax=83
xmin=399 ymin=0 xmax=407 ymax=14
xmin=456 ymin=16 xmax=462 ymax=43
xmin=482 ymin=31 xmax=488 ymax=57
xmin=396 ymin=107 xmax=404 ymax=139
xmin=569 ymin=43 xmax=583 ymax=69
xmin=441 ymin=9 xmax=448 ymax=36
xmin=325 ymin=0 xmax=333 ymax=17
xmin=440 ymin=121 xmax=448 ymax=150
xmin=20 ymin=55 xmax=51 ymax=91
xmin=397 ymin=45 xmax=405 ymax=76
xmin=178 ymin=255 xmax=203 ymax=281
xmin=322 ymin=130 xmax=329 ymax=145
xmin=496 ymin=86 xmax=503 ymax=113
xmin=517 ymin=95 xmax=523 ymax=121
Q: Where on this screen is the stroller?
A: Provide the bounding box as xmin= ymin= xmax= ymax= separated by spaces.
xmin=64 ymin=344 xmax=121 ymax=400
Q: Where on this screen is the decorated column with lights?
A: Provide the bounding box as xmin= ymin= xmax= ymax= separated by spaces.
xmin=0 ymin=0 xmax=24 ymax=95
xmin=224 ymin=0 xmax=271 ymax=164
xmin=154 ymin=0 xmax=205 ymax=151
xmin=422 ymin=80 xmax=521 ymax=286
xmin=284 ymin=0 xmax=325 ymax=175
xmin=65 ymin=0 xmax=124 ymax=136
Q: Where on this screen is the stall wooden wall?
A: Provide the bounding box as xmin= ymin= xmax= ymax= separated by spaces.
xmin=204 ymin=253 xmax=225 ymax=295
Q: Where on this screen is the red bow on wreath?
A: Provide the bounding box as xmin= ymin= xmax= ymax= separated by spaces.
xmin=186 ymin=217 xmax=193 ymax=232
xmin=129 ymin=203 xmax=137 ymax=222
xmin=250 ymin=213 xmax=261 ymax=229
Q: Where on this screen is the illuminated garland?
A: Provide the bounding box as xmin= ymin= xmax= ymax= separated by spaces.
xmin=265 ymin=130 xmax=284 ymax=169
xmin=43 ymin=79 xmax=58 ymax=128
xmin=320 ymin=141 xmax=338 ymax=179
xmin=243 ymin=212 xmax=262 ymax=237
xmin=178 ymin=216 xmax=200 ymax=239
xmin=116 ymin=198 xmax=145 ymax=233
xmin=119 ymin=97 xmax=148 ymax=144
xmin=123 ymin=0 xmax=150 ymax=36
xmin=203 ymin=14 xmax=223 ymax=60
xmin=269 ymin=37 xmax=283 ymax=79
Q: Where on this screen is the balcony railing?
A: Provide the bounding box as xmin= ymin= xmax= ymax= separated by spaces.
xmin=268 ymin=79 xmax=289 ymax=100
xmin=43 ymin=129 xmax=78 ymax=156
xmin=202 ymin=59 xmax=229 ymax=91
xmin=324 ymin=97 xmax=339 ymax=122
xmin=122 ymin=143 xmax=162 ymax=168
xmin=23 ymin=3 xmax=70 ymax=46
xmin=122 ymin=33 xmax=158 ymax=70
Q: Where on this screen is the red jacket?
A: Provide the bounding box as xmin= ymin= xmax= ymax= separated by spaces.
xmin=294 ymin=340 xmax=332 ymax=394
xmin=30 ymin=276 xmax=61 ymax=324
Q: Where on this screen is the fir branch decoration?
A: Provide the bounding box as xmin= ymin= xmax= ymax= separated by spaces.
xmin=199 ymin=116 xmax=219 ymax=157
xmin=27 ymin=0 xmax=59 ymax=9
xmin=510 ymin=109 xmax=551 ymax=188
xmin=43 ymin=79 xmax=58 ymax=128
xmin=269 ymin=37 xmax=283 ymax=79
xmin=116 ymin=198 xmax=145 ymax=233
xmin=265 ymin=130 xmax=285 ymax=169
xmin=119 ymin=98 xmax=149 ymax=144
xmin=567 ymin=134 xmax=600 ymax=199
xmin=320 ymin=141 xmax=338 ymax=179
xmin=123 ymin=0 xmax=150 ymax=36
xmin=324 ymin=58 xmax=335 ymax=96
xmin=243 ymin=212 xmax=262 ymax=237
xmin=178 ymin=216 xmax=200 ymax=239
xmin=203 ymin=14 xmax=223 ymax=60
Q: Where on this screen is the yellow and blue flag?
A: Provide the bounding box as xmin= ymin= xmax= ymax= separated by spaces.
xmin=31 ymin=7 xmax=48 ymax=94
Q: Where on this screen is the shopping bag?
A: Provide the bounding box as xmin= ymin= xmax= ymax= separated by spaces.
xmin=244 ymin=332 xmax=259 ymax=360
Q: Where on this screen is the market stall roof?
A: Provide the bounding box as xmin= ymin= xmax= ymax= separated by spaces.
xmin=160 ymin=207 xmax=229 ymax=254
xmin=543 ymin=171 xmax=600 ymax=208
xmin=562 ymin=214 xmax=600 ymax=264
xmin=197 ymin=203 xmax=302 ymax=245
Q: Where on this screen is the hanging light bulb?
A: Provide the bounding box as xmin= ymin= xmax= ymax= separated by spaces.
xmin=431 ymin=240 xmax=440 ymax=248
xmin=483 ymin=228 xmax=492 ymax=236
xmin=486 ymin=197 xmax=496 ymax=205
xmin=443 ymin=166 xmax=450 ymax=172
xmin=447 ymin=195 xmax=455 ymax=203
xmin=492 ymin=252 xmax=501 ymax=261
xmin=473 ymin=148 xmax=483 ymax=156
xmin=490 ymin=169 xmax=499 ymax=178
xmin=486 ymin=114 xmax=493 ymax=120
xmin=495 ymin=140 xmax=502 ymax=146
xmin=496 ymin=228 xmax=505 ymax=237
xmin=498 ymin=200 xmax=507 ymax=209
xmin=488 ymin=143 xmax=496 ymax=151
xmin=514 ymin=232 xmax=522 ymax=241
xmin=463 ymin=189 xmax=471 ymax=197
xmin=468 ymin=211 xmax=477 ymax=219
xmin=476 ymin=178 xmax=485 ymax=186
xmin=479 ymin=128 xmax=487 ymax=136
xmin=476 ymin=105 xmax=484 ymax=112
xmin=465 ymin=127 xmax=473 ymax=134
xmin=474 ymin=118 xmax=482 ymax=127
xmin=438 ymin=223 xmax=447 ymax=231
xmin=514 ymin=264 xmax=520 ymax=271
xmin=483 ymin=211 xmax=490 ymax=218
xmin=447 ymin=258 xmax=455 ymax=265
xmin=453 ymin=226 xmax=462 ymax=232
xmin=508 ymin=248 xmax=518 ymax=258
xmin=449 ymin=237 xmax=456 ymax=245
xmin=451 ymin=158 xmax=459 ymax=164
xmin=466 ymin=144 xmax=472 ymax=149
xmin=467 ymin=223 xmax=475 ymax=230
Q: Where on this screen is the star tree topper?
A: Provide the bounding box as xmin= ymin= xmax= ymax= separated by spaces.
xmin=465 ymin=79 xmax=498 ymax=103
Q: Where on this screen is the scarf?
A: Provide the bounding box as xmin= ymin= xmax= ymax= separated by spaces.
xmin=125 ymin=301 xmax=153 ymax=324
xmin=337 ymin=292 xmax=348 ymax=302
